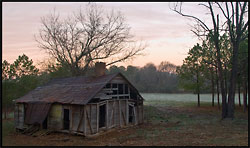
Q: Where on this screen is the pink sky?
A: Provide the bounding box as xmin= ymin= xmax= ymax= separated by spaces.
xmin=3 ymin=2 xmax=210 ymax=68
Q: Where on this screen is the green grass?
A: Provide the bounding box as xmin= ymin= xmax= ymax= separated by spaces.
xmin=2 ymin=120 xmax=15 ymax=137
xmin=2 ymin=99 xmax=248 ymax=146
xmin=2 ymin=112 xmax=14 ymax=119
xmin=144 ymin=99 xmax=214 ymax=108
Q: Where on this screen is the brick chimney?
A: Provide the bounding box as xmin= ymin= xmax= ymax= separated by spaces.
xmin=95 ymin=62 xmax=106 ymax=77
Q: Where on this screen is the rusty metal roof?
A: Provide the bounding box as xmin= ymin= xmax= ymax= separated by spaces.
xmin=15 ymin=72 xmax=143 ymax=105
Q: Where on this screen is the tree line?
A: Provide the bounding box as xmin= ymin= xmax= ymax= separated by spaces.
xmin=177 ymin=32 xmax=248 ymax=111
xmin=172 ymin=2 xmax=248 ymax=118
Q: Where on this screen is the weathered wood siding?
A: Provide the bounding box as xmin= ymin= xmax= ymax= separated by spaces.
xmin=14 ymin=103 xmax=26 ymax=129
xmin=84 ymin=104 xmax=98 ymax=135
xmin=14 ymin=99 xmax=143 ymax=136
xmin=47 ymin=104 xmax=63 ymax=130
xmin=137 ymin=104 xmax=144 ymax=124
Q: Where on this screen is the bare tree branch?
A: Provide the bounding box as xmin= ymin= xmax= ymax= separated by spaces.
xmin=36 ymin=3 xmax=146 ymax=76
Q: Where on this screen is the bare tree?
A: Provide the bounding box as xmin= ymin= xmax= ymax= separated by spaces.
xmin=170 ymin=2 xmax=227 ymax=118
xmin=36 ymin=4 xmax=145 ymax=76
xmin=216 ymin=2 xmax=248 ymax=118
xmin=170 ymin=2 xmax=248 ymax=119
xmin=158 ymin=61 xmax=177 ymax=74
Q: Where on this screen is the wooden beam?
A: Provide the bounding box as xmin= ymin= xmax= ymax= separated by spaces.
xmin=77 ymin=107 xmax=84 ymax=131
xmin=106 ymin=100 xmax=109 ymax=130
xmin=121 ymin=111 xmax=126 ymax=125
xmin=133 ymin=106 xmax=137 ymax=125
xmin=109 ymin=94 xmax=130 ymax=97
xmin=113 ymin=101 xmax=115 ymax=126
xmin=137 ymin=105 xmax=139 ymax=124
xmin=96 ymin=104 xmax=99 ymax=133
xmin=126 ymin=100 xmax=128 ymax=125
xmin=86 ymin=109 xmax=93 ymax=134
xmin=17 ymin=105 xmax=19 ymax=125
xmin=119 ymin=100 xmax=121 ymax=127
xmin=70 ymin=106 xmax=73 ymax=131
xmin=99 ymin=101 xmax=106 ymax=106
xmin=142 ymin=104 xmax=144 ymax=123
xmin=90 ymin=104 xmax=92 ymax=121
xmin=84 ymin=106 xmax=86 ymax=136
xmin=109 ymin=101 xmax=115 ymax=126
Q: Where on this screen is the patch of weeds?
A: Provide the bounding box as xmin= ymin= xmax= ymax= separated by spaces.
xmin=117 ymin=134 xmax=138 ymax=144
xmin=135 ymin=129 xmax=147 ymax=138
xmin=165 ymin=126 xmax=180 ymax=131
xmin=144 ymin=105 xmax=168 ymax=123
xmin=209 ymin=137 xmax=231 ymax=145
xmin=232 ymin=118 xmax=248 ymax=126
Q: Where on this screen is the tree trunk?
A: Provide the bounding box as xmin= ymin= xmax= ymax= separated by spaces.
xmin=247 ymin=82 xmax=248 ymax=108
xmin=197 ymin=69 xmax=200 ymax=107
xmin=216 ymin=67 xmax=220 ymax=109
xmin=214 ymin=39 xmax=227 ymax=118
xmin=198 ymin=92 xmax=200 ymax=107
xmin=4 ymin=107 xmax=7 ymax=119
xmin=247 ymin=74 xmax=249 ymax=109
xmin=243 ymin=81 xmax=247 ymax=112
xmin=227 ymin=44 xmax=239 ymax=119
xmin=211 ymin=68 xmax=215 ymax=107
xmin=224 ymin=65 xmax=228 ymax=101
xmin=238 ymin=83 xmax=241 ymax=107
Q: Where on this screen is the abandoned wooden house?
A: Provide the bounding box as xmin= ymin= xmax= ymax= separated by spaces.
xmin=14 ymin=62 xmax=144 ymax=136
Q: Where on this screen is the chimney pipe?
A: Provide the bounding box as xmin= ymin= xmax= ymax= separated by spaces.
xmin=95 ymin=62 xmax=106 ymax=77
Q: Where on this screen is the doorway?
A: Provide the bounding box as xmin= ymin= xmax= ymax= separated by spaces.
xmin=42 ymin=116 xmax=48 ymax=129
xmin=129 ymin=105 xmax=134 ymax=123
xmin=63 ymin=109 xmax=70 ymax=130
xmin=99 ymin=104 xmax=106 ymax=128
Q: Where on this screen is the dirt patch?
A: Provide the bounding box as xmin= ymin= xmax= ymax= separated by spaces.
xmin=3 ymin=104 xmax=248 ymax=146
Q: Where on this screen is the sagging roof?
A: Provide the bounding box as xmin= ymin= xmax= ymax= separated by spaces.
xmin=15 ymin=72 xmax=143 ymax=105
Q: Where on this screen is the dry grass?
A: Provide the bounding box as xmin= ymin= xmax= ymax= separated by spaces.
xmin=2 ymin=100 xmax=248 ymax=146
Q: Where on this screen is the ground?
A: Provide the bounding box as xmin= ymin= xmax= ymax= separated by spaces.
xmin=2 ymin=100 xmax=248 ymax=146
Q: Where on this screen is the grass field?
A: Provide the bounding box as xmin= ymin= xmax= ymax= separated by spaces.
xmin=141 ymin=93 xmax=248 ymax=104
xmin=2 ymin=98 xmax=248 ymax=146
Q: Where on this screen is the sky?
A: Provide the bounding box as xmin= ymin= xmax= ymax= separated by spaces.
xmin=2 ymin=2 xmax=212 ymax=68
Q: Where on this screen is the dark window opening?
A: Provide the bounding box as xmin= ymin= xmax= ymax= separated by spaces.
xmin=130 ymin=88 xmax=137 ymax=99
xmin=129 ymin=105 xmax=134 ymax=123
xmin=42 ymin=116 xmax=48 ymax=129
xmin=112 ymin=96 xmax=118 ymax=99
xmin=99 ymin=104 xmax=106 ymax=128
xmin=112 ymin=83 xmax=117 ymax=88
xmin=125 ymin=96 xmax=129 ymax=99
xmin=105 ymin=83 xmax=111 ymax=88
xmin=118 ymin=84 xmax=124 ymax=94
xmin=63 ymin=109 xmax=70 ymax=130
xmin=24 ymin=104 xmax=27 ymax=122
xmin=112 ymin=90 xmax=118 ymax=95
xmin=125 ymin=84 xmax=128 ymax=94
xmin=90 ymin=98 xmax=100 ymax=103
xmin=119 ymin=96 xmax=124 ymax=99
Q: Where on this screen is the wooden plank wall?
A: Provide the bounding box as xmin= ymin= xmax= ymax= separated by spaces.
xmin=14 ymin=103 xmax=25 ymax=129
xmin=71 ymin=105 xmax=82 ymax=131
xmin=47 ymin=104 xmax=63 ymax=130
xmin=84 ymin=104 xmax=98 ymax=135
xmin=14 ymin=99 xmax=143 ymax=135
xmin=82 ymin=99 xmax=142 ymax=136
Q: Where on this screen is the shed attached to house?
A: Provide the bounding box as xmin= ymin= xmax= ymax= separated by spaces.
xmin=14 ymin=63 xmax=144 ymax=136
